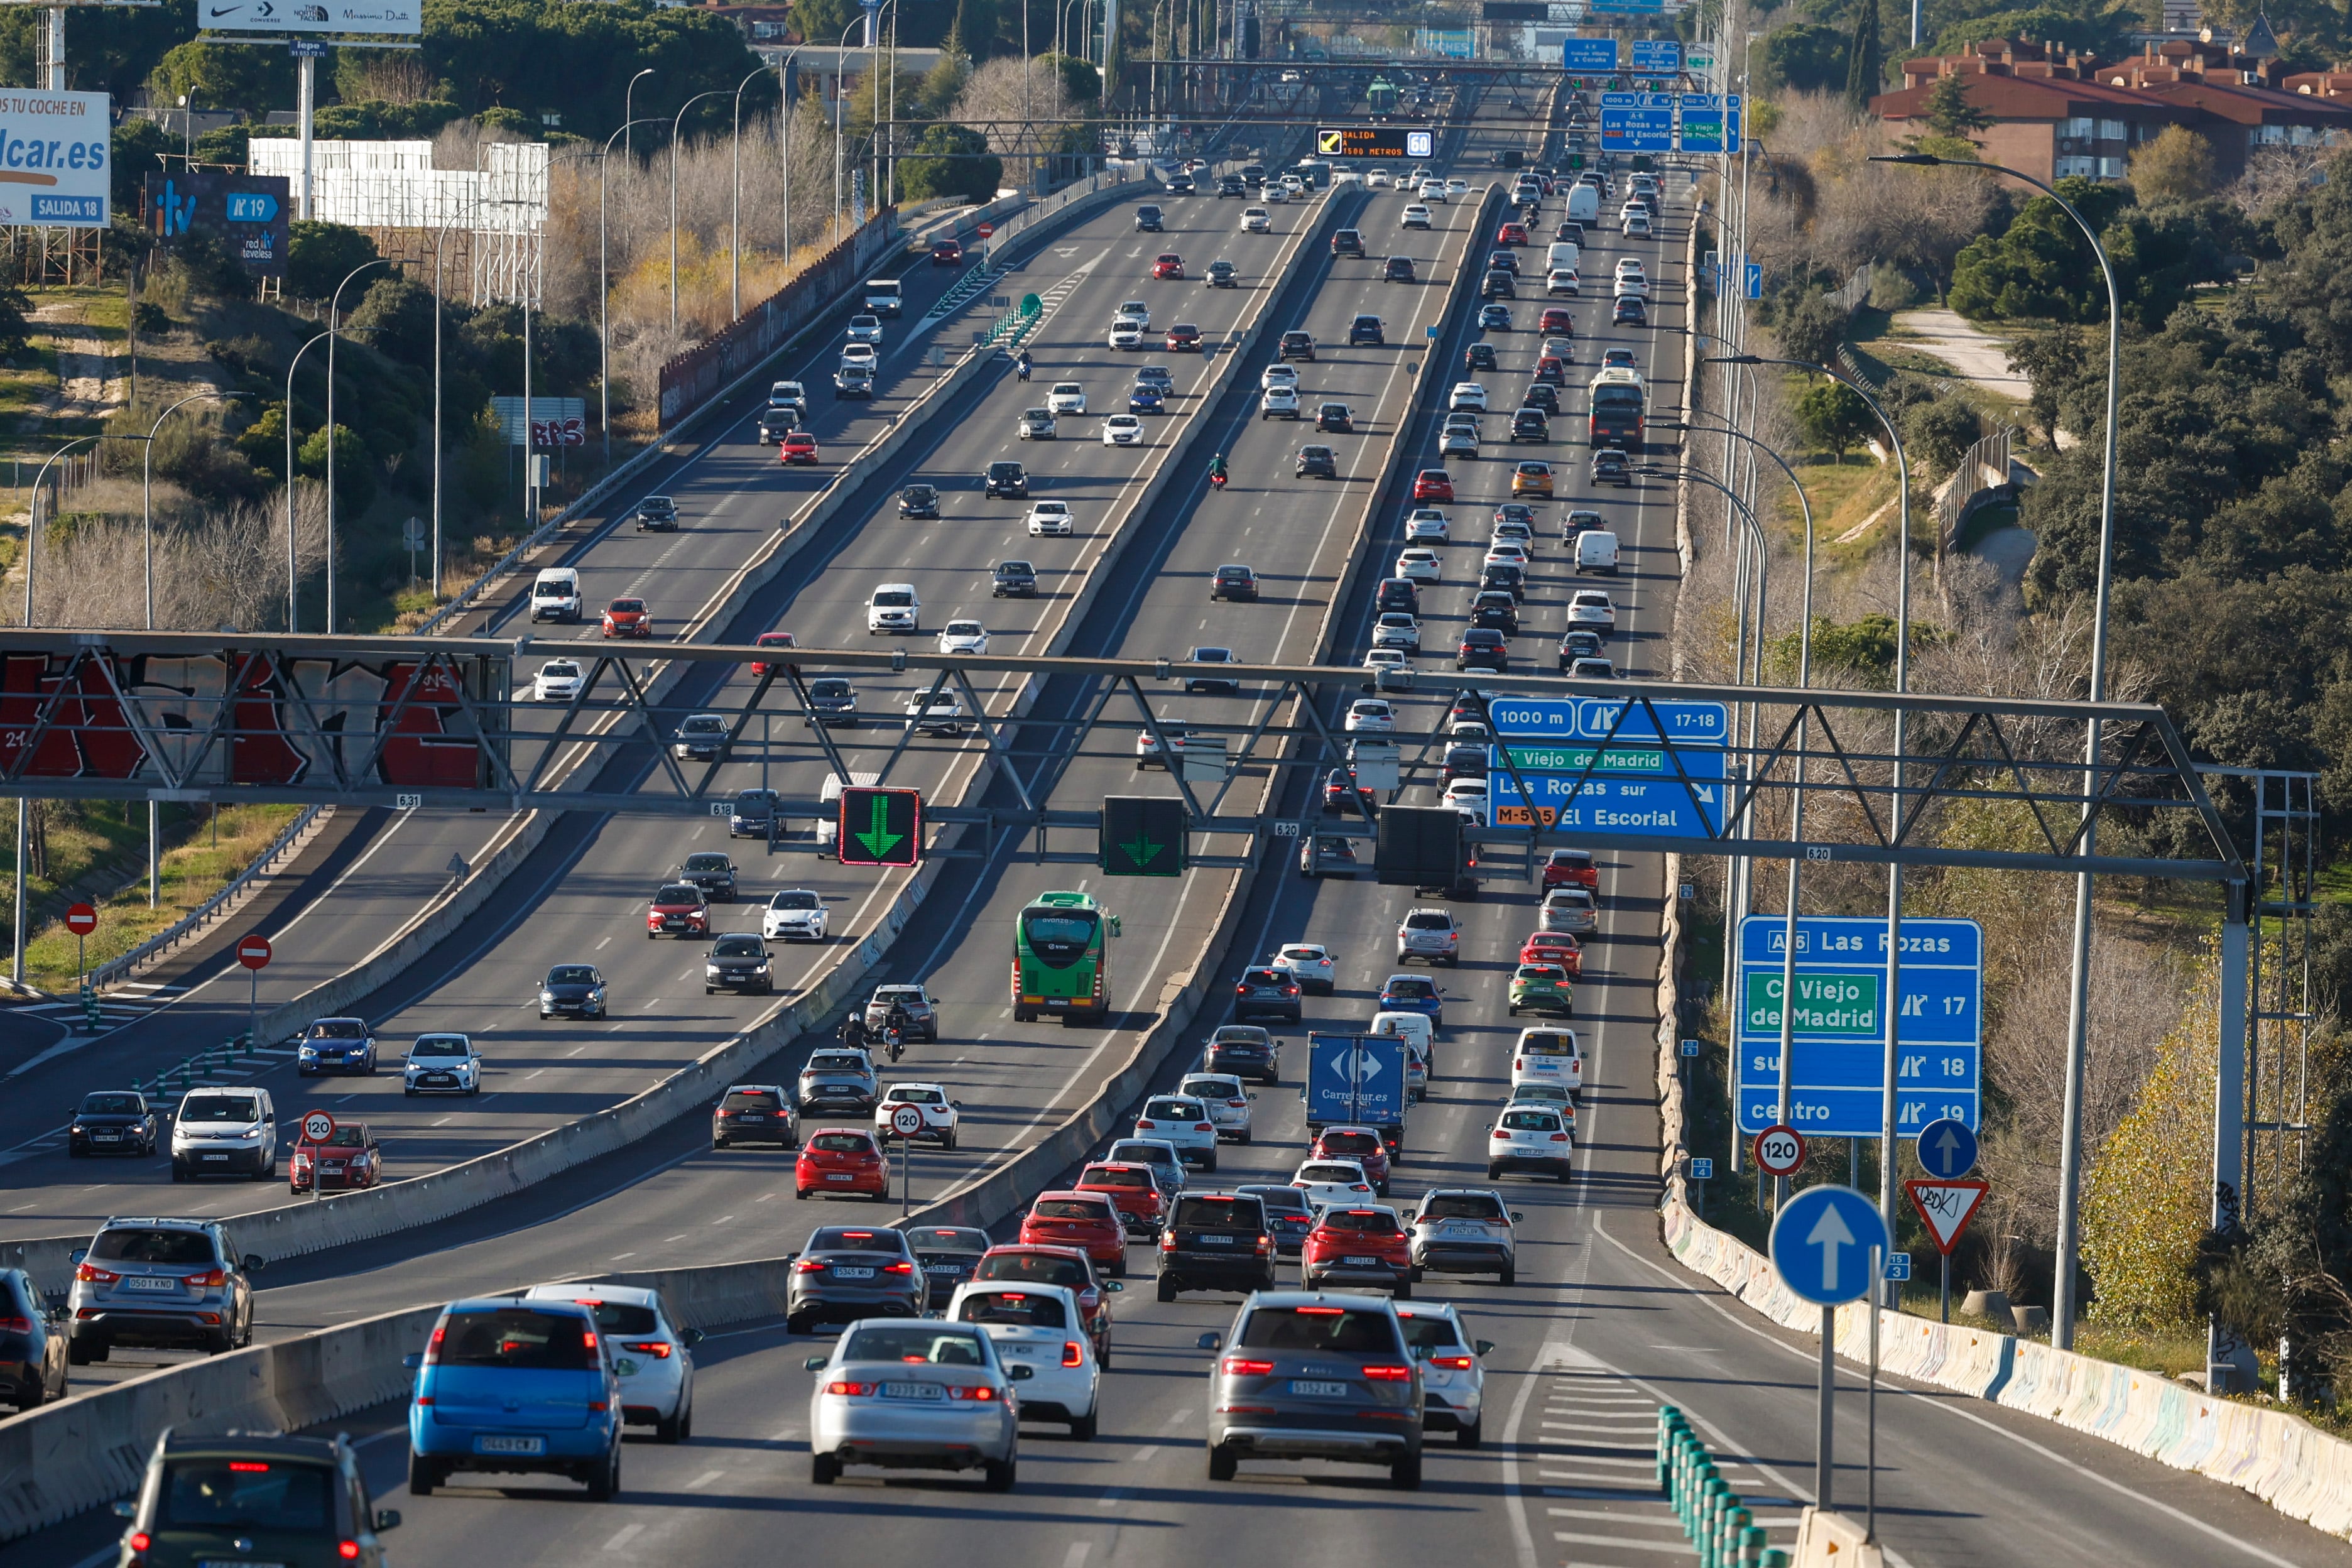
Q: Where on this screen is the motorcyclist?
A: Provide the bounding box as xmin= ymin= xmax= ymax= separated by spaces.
xmin=1207 ymin=452 xmax=1228 ymax=486
xmin=838 ymin=1011 xmax=867 ymax=1050
xmin=1016 ymin=349 xmax=1033 ymax=381
xmin=883 ymin=999 xmax=913 ymax=1059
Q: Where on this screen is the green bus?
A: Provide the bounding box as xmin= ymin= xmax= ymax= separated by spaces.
xmin=1013 ymin=891 xmax=1121 ymax=1023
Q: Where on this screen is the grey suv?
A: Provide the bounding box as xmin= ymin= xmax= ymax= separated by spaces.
xmin=1395 ymin=907 xmax=1461 ymax=966
xmin=114 ymin=1430 xmax=399 ymax=1565
xmin=68 ymin=1217 xmax=263 ymax=1361
xmin=1199 ymin=1291 xmax=1424 ymax=1488
xmin=1407 ymin=1189 xmax=1522 ymax=1284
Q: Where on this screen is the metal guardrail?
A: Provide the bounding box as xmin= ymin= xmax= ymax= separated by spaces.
xmin=85 ymin=805 xmax=328 ymax=991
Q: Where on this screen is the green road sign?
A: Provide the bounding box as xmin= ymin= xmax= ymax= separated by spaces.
xmin=1101 ymin=796 xmax=1185 ymax=876
xmin=1743 ymin=972 xmax=1881 ymax=1037
xmin=839 ymin=787 xmax=922 ymax=867
xmin=1501 ymin=743 xmax=1678 ymax=773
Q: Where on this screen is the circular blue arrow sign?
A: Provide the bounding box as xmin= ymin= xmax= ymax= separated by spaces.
xmin=1914 ymin=1116 xmax=1978 ymax=1181
xmin=1768 ymin=1184 xmax=1892 ymax=1306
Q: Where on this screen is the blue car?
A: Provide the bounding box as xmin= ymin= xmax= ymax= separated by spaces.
xmin=1378 ymin=974 xmax=1446 ymax=1030
xmin=1129 ymin=383 xmax=1166 ymax=414
xmin=406 ymin=1297 xmax=626 ymax=1500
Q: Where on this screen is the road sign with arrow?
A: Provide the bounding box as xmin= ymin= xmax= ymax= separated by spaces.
xmin=1914 ymin=1116 xmax=1978 ymax=1179
xmin=1769 ymin=1184 xmax=1890 ymax=1306
xmin=837 ymin=787 xmax=922 ymax=867
xmin=1101 ymin=797 xmax=1184 ymax=877
xmin=1903 ymin=1178 xmax=1988 ymax=1256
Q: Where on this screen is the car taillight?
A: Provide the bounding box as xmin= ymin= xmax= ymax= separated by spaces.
xmin=588 ymin=1400 xmax=609 ymax=1413
xmin=1552 ymin=1133 xmax=1571 ymax=1142
xmin=795 ymin=1258 xmax=827 ymax=1273
xmin=1063 ymin=1341 xmax=1084 ymax=1368
xmin=948 ymin=1383 xmax=999 ymax=1402
xmin=625 ymin=1341 xmax=673 ymax=1359
xmin=1222 ymin=1358 xmax=1275 ymax=1376
xmin=340 ymin=1541 xmax=362 ymax=1561
xmin=1195 ymin=1123 xmax=1213 ymax=1133
xmin=0 ymin=1314 xmax=31 ymax=1334
xmin=1352 ymin=1183 xmax=1372 ymax=1192
xmin=1160 ymin=1232 xmax=1177 ymax=1251
xmin=74 ymin=1263 xmax=118 ymax=1285
xmin=1137 ymin=1119 xmax=1155 ymax=1129
xmin=1514 ymin=1057 xmax=1524 ymax=1070
xmin=1431 ymin=1354 xmax=1476 ymax=1369
xmin=129 ymin=1533 xmax=151 ymax=1552
xmin=1362 ymin=1364 xmax=1412 ymax=1381
xmin=827 ymin=1380 xmax=875 ymax=1396
xmin=1255 ymin=1234 xmax=1271 ymax=1255
xmin=184 ymin=1269 xmax=226 ymax=1289
xmin=1228 ymin=1100 xmax=1246 ymax=1108
xmin=883 ymin=1261 xmax=915 ymax=1275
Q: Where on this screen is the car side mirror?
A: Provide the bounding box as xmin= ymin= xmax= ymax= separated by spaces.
xmin=1510 ymin=1212 xmax=1525 ymax=1223
xmin=1247 ymin=1094 xmax=1257 ymax=1101
xmin=1008 ymin=1362 xmax=1037 ymax=1381
xmin=1197 ymin=1331 xmax=1222 ymax=1353
xmin=804 ymin=1354 xmax=829 ymax=1371
xmin=682 ymin=1328 xmax=705 ymax=1348
xmin=1102 ymin=1280 xmax=1124 ymax=1293
xmin=1476 ymin=1340 xmax=1496 ymax=1356
xmin=244 ymin=1255 xmax=266 ymax=1272
xmin=403 ymin=1353 xmax=424 ymax=1371
xmin=112 ymin=1501 xmax=136 ymax=1519
xmin=375 ymin=1508 xmax=403 ymax=1532
xmin=614 ymin=1357 xmax=641 ymax=1377
xmin=69 ymin=1248 xmax=86 ymax=1266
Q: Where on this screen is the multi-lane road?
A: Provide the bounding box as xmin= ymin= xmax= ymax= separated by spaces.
xmin=8 ymin=82 xmax=2352 ymax=1568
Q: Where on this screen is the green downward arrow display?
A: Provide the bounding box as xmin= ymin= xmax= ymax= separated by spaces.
xmin=1102 ymin=797 xmax=1184 ymax=876
xmin=1119 ymin=832 xmax=1163 ymax=870
xmin=854 ymin=795 xmax=903 ymax=859
xmin=839 ymin=787 xmax=921 ymax=866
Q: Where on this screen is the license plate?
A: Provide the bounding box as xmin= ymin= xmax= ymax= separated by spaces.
xmin=1290 ymin=1380 xmax=1349 ymax=1397
xmin=834 ymin=1266 xmax=874 ymax=1279
xmin=423 ymin=1075 xmax=454 ymax=1085
xmin=826 ymin=1173 xmax=856 ymax=1181
xmin=475 ymin=1435 xmax=546 ymax=1455
xmin=92 ymin=1133 xmax=121 ymax=1141
xmin=881 ymin=1382 xmax=944 ymax=1401
xmin=1343 ymin=1256 xmax=1380 ymax=1266
xmin=1445 ymin=1224 xmax=1486 ymax=1237
xmin=201 ymin=1152 xmax=228 ymax=1161
xmin=1006 ymin=1345 xmax=1035 ymax=1356
xmin=123 ymin=1275 xmax=177 ymax=1292
xmin=1197 ymin=1234 xmax=1234 ymax=1246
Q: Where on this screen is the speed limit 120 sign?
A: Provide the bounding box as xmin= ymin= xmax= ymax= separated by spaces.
xmin=300 ymin=1109 xmax=336 ymax=1143
xmin=1753 ymin=1123 xmax=1807 ymax=1178
xmin=891 ymin=1105 xmax=925 ymax=1138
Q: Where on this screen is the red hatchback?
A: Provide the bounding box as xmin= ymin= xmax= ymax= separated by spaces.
xmin=795 ymin=1126 xmax=889 ymax=1200
xmin=1152 ymin=253 xmax=1186 ymax=279
xmin=1520 ymin=929 xmax=1584 ymax=977
xmin=750 ymin=631 xmax=798 ymax=678
xmin=1021 ymin=1192 xmax=1130 ymax=1274
xmin=1412 ymin=469 xmax=1454 ymax=503
xmin=932 ymin=239 xmax=965 ymax=266
xmin=1075 ymin=1162 xmax=1168 ymax=1238
xmin=601 ymin=596 xmax=651 ymax=638
xmin=1496 ymin=221 xmax=1528 ymax=246
xmin=290 ymin=1123 xmax=379 ymax=1194
xmin=647 ymin=880 xmax=710 ymax=937
xmin=1165 ymin=323 xmax=1202 ymax=351
xmin=1300 ymin=1206 xmax=1415 ymax=1295
xmin=1538 ymin=307 xmax=1575 ymax=337
xmin=1310 ymin=1126 xmax=1393 ymax=1194
xmin=1543 ymin=848 xmax=1599 ymax=890
xmin=780 ymin=431 xmax=820 ymax=464
xmin=972 ymin=1244 xmax=1115 ymax=1361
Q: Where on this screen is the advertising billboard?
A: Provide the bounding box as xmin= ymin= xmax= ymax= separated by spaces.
xmin=199 ymin=0 xmax=423 ymax=35
xmin=145 ymin=172 xmax=291 ymax=277
xmin=0 ymin=90 xmax=110 ymax=229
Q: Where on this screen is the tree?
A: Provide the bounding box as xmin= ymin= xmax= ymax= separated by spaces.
xmin=2131 ymin=126 xmax=2217 ymax=204
xmin=920 ymin=23 xmax=971 ymax=115
xmin=1844 ymin=0 xmax=1883 ymax=111
xmin=1797 ymin=379 xmax=1873 ymax=461
xmin=1774 ymin=291 xmax=1849 ymax=371
xmin=286 ymin=221 xmax=381 ymax=303
xmin=1923 ymin=73 xmax=1991 ymax=141
xmin=1900 ymin=394 xmax=1986 ymax=479
xmin=1756 ymin=21 xmax=1849 ymax=95
xmin=111 ymin=117 xmax=173 ymax=214
xmin=1947 ymin=177 xmax=2133 ymax=324
xmin=899 ymin=123 xmax=1000 ymax=203
xmin=146 ymin=38 xmax=297 ymax=123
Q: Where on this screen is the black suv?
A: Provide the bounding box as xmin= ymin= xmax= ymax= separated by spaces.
xmin=1457 ymin=629 xmax=1509 ymax=672
xmin=727 ymin=788 xmax=780 ymax=838
xmin=1382 ymin=256 xmax=1415 ymax=283
xmin=1295 ymin=445 xmax=1338 ymax=479
xmin=1480 ymin=563 xmax=1527 ymax=601
xmin=1212 ymin=564 xmax=1260 ymax=601
xmin=1136 ymin=203 xmax=1165 ymax=231
xmin=993 ymin=559 xmax=1038 ymax=597
xmin=1278 ymin=330 xmax=1317 ymax=362
xmin=1591 ymin=447 xmax=1631 ymax=486
xmin=807 ymin=676 xmax=859 ymax=725
xmin=679 ymin=851 xmax=739 ymax=901
xmin=1234 ymin=966 xmax=1302 ymax=1022
xmin=1470 ymin=591 xmax=1520 ymax=633
xmin=115 ymin=1430 xmax=400 ymax=1565
xmin=985 ymin=460 xmax=1028 ymax=498
xmin=1486 ymin=248 xmax=1518 ymax=275
xmin=1217 ymin=173 xmax=1246 ymax=196
xmin=1316 ymin=403 xmax=1353 ymax=433
xmin=1349 ymin=313 xmax=1386 ymax=346
xmin=1481 ymin=270 xmax=1515 ymax=298
xmin=1511 ymin=408 xmax=1550 ymax=442
xmin=898 ymin=483 xmax=940 ymax=518
xmin=1559 ymin=629 xmax=1606 ymax=669
xmin=1375 ymin=577 xmax=1420 ymax=616
xmin=1332 ymin=228 xmax=1364 ymax=256
xmin=1440 ymin=743 xmax=1488 ymax=786
xmin=1157 ymin=1191 xmax=1275 ymax=1300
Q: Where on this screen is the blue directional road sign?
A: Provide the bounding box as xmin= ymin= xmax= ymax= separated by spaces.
xmin=1678 ymin=94 xmax=1743 ymax=155
xmin=1599 ymin=92 xmax=1675 ymax=155
xmin=1630 ymin=39 xmax=1680 ymax=73
xmin=1736 ymin=915 xmax=1984 ymax=1138
xmin=1306 ymin=1033 xmax=1408 ymax=1130
xmin=1743 ymin=261 xmax=1764 ymax=300
xmin=1488 ymin=697 xmax=1731 ymax=744
xmin=1689 ymin=1157 xmax=1714 ymax=1182
xmin=1770 ymin=1184 xmax=1892 ymax=1305
xmin=1915 ymin=1116 xmax=1978 ymax=1179
xmin=1884 ymin=1251 xmax=1914 ymax=1282
xmin=1486 ymin=696 xmax=1729 ymax=835
xmin=1562 ymin=38 xmax=1618 ymax=72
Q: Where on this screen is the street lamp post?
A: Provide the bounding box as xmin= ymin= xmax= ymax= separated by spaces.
xmin=729 ymin=65 xmax=773 ymax=320
xmin=283 ymin=326 xmax=373 ymax=634
xmin=834 ymin=18 xmax=863 ymax=242
xmin=324 ymin=257 xmax=390 ymax=633
xmin=624 ymin=68 xmax=654 ymax=160
xmin=598 ymin=116 xmax=663 ymax=471
xmin=17 ymin=429 xmax=109 ymax=983
xmin=670 ymin=89 xmax=732 ymax=336
xmin=1873 ymin=151 xmax=2122 ymax=1349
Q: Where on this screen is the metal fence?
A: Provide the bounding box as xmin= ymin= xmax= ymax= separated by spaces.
xmin=1937 ymin=425 xmax=2017 ymax=553
xmin=1827 ymin=263 xmax=1871 ymax=313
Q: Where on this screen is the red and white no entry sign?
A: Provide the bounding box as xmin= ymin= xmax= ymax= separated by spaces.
xmin=300 ymin=1109 xmax=336 ymax=1143
xmin=237 ymin=935 xmax=273 ymax=971
xmin=1753 ymin=1124 xmax=1807 ymax=1179
xmin=63 ymin=903 xmax=96 ymax=935
xmin=975 ymin=221 xmax=994 ymax=239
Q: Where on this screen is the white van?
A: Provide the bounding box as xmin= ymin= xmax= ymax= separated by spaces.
xmin=1564 ymin=184 xmax=1600 ymax=225
xmin=1370 ymin=1010 xmax=1436 ymax=1086
xmin=866 ymin=583 xmax=921 ymax=634
xmin=1511 ymin=1026 xmax=1585 ymax=1094
xmin=531 ymin=567 xmax=582 ymax=623
xmin=1575 ymin=530 xmax=1620 ymax=576
xmin=818 ymin=771 xmax=881 ymax=847
xmin=1545 ymin=240 xmax=1581 ymax=275
xmin=864 ymin=277 xmax=904 ymax=317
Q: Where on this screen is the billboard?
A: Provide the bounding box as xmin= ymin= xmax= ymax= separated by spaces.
xmin=200 ymin=0 xmax=422 ymax=35
xmin=0 ymin=90 xmax=110 ymax=228
xmin=145 ymin=172 xmax=291 ymax=277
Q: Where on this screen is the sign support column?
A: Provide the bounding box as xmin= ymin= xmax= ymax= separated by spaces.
xmin=2209 ymin=878 xmax=2251 ymax=1390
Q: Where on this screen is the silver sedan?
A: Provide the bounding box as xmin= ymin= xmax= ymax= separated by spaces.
xmin=805 ymin=1319 xmax=1029 ymax=1489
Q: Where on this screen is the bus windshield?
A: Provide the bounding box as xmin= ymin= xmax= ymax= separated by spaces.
xmin=1021 ymin=909 xmax=1099 ymax=963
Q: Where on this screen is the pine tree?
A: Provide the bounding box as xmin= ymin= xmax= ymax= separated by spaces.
xmin=1924 ymin=72 xmax=1991 ymax=139
xmin=1844 ymin=0 xmax=1883 ymax=112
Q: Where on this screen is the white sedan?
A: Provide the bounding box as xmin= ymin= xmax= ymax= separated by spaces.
xmin=874 ymin=1081 xmax=961 ymax=1147
xmin=1026 ymin=502 xmax=1075 ymax=536
xmin=1108 ymin=322 xmax=1145 ymax=350
xmin=1547 ymin=270 xmax=1581 ymax=297
xmin=1047 ymin=383 xmax=1087 ymax=415
xmin=947 ymin=1282 xmax=1100 ymax=1439
xmin=1401 ymin=204 xmax=1432 ymax=230
xmin=1346 ymin=699 xmax=1396 ymax=734
xmin=1444 ymin=177 xmax=1469 ymax=199
xmin=1179 ymin=1072 xmax=1255 ymax=1141
xmin=1133 ymin=1093 xmax=1219 ymax=1170
xmin=1101 ymin=413 xmax=1144 ymax=445
xmin=1269 ymin=941 xmax=1337 ymax=993
xmin=1403 ymin=508 xmax=1449 ymax=542
xmin=1368 ymin=168 xmax=1393 ymax=188
xmin=904 ymin=692 xmax=966 ymax=735
xmin=937 ymin=619 xmax=989 ymax=655
xmin=531 ymin=659 xmax=583 ymax=702
xmin=1241 ymin=207 xmax=1271 ymax=232
xmin=1483 ymin=542 xmax=1530 ymax=570
xmin=1442 ymin=778 xmax=1489 ymax=822
xmin=1448 ymin=383 xmax=1489 ymax=413
xmin=1361 ymin=649 xmax=1410 ymax=687
xmin=1395 ymin=547 xmax=1442 ymax=582
xmin=847 ymin=313 xmax=885 ymax=345
xmin=1292 ymin=1158 xmax=1378 ymax=1210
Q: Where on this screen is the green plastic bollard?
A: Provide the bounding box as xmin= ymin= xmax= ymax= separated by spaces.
xmin=1698 ymin=1477 xmax=1728 ymax=1547
xmin=1716 ymin=1504 xmax=1752 ymax=1568
xmin=1761 ymin=1552 xmax=1792 ymax=1568
xmin=1739 ymin=1525 xmax=1769 ymax=1568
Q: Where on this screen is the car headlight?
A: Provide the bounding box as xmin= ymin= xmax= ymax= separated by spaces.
xmin=299 ymin=1045 xmax=317 ymax=1056
xmin=590 ymin=988 xmax=606 ymax=1000
xmin=540 ymin=990 xmax=555 ymax=1004
xmin=753 ymin=964 xmax=770 ymax=975
xmin=238 ymin=1128 xmax=261 ymax=1140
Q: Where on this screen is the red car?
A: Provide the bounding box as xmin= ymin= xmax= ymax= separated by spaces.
xmin=1020 ymin=1191 xmax=1130 ymax=1275
xmin=1543 ymin=848 xmax=1599 ymax=891
xmin=795 ymin=1126 xmax=889 ymax=1200
xmin=780 ymin=431 xmax=820 ymax=464
xmin=1496 ymin=221 xmax=1528 ymax=246
xmin=1310 ymin=1125 xmax=1393 ymax=1194
xmin=289 ymin=1123 xmax=380 ymax=1194
xmin=1075 ymin=1162 xmax=1167 ymax=1237
xmin=600 ymin=596 xmax=651 ymax=638
xmin=749 ymin=631 xmax=798 ymax=678
xmin=932 ymin=239 xmax=964 ymax=266
xmin=1521 ymin=929 xmax=1584 ymax=978
xmin=1152 ymin=253 xmax=1186 ymax=279
xmin=646 ymin=879 xmax=710 ymax=938
xmin=1538 ymin=307 xmax=1575 ymax=337
xmin=1165 ymin=323 xmax=1202 ymax=351
xmin=1412 ymin=469 xmax=1454 ymax=502
xmin=1535 ymin=354 xmax=1567 ymax=385
xmin=972 ymin=1243 xmax=1114 ymax=1361
xmin=1300 ymin=1206 xmax=1415 ymax=1295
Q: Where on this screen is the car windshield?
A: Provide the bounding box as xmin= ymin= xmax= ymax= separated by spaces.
xmin=685 ymin=853 xmax=729 ymax=871
xmin=1238 ymin=1184 xmax=1309 ymax=1214
xmin=1502 ymin=1110 xmax=1561 ymax=1131
xmin=1320 ymin=1210 xmax=1400 ymax=1234
xmin=976 ymin=1253 xmax=1089 ymax=1288
xmin=1398 ymin=1315 xmax=1467 ymax=1352
xmin=958 ymin=1291 xmax=1070 ymax=1327
xmin=178 ymin=1094 xmax=258 ymax=1124
xmin=1323 ymin=1131 xmax=1381 ymax=1155
xmin=80 ymin=1092 xmax=143 ymax=1114
xmin=722 ymin=1089 xmax=781 ymax=1111
xmin=1385 ymin=979 xmax=1435 ymax=999
xmin=1298 ymin=1162 xmax=1363 ymax=1183
xmin=656 ymin=885 xmax=700 ymax=903
xmin=435 ymin=1307 xmax=598 ymax=1369
xmin=812 ymin=680 xmax=853 ymax=698
xmin=713 ymin=936 xmax=764 ymax=957
xmin=841 ymin=1326 xmax=989 ymax=1365
xmin=548 ymin=966 xmax=597 ymax=985
xmin=310 ymin=1019 xmax=366 ymax=1040
xmin=318 ymin=1126 xmax=368 ymax=1148
xmin=1084 ymin=1165 xmax=1153 ymax=1189
xmin=1238 ymin=1305 xmax=1400 ymax=1354
xmin=890 ymin=1087 xmax=945 ymax=1104
xmin=1144 ymin=1099 xmax=1200 ymax=1118
xmin=808 ymin=1054 xmax=867 ymax=1073
xmin=771 ymin=891 xmax=821 ymax=910
xmin=810 ymin=1132 xmax=874 ymax=1153
xmin=91 ymin=1228 xmax=214 ymax=1264
xmin=903 ymin=486 xmax=935 ymax=502
xmin=159 ymin=1459 xmax=335 ymax=1533
xmin=1033 ymin=1199 xmax=1109 ymax=1221
xmin=907 ymin=1227 xmax=989 ymax=1253
xmin=811 ymin=1229 xmax=908 ymax=1254
xmin=1424 ymin=1194 xmax=1508 ymax=1221
xmin=1108 ymin=1141 xmax=1173 ymax=1167
xmin=1175 ymin=1195 xmax=1262 ymax=1228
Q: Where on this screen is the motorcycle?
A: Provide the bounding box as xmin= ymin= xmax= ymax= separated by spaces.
xmin=1015 ymin=357 xmax=1033 ymax=382
xmin=881 ymin=1025 xmax=905 ymax=1063
xmin=1209 ymin=470 xmax=1228 ymax=491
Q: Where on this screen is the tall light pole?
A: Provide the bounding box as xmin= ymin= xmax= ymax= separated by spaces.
xmin=728 ymin=65 xmax=773 ymax=320
xmin=283 ymin=326 xmax=372 ymax=634
xmin=1875 ymin=151 xmax=2121 ymax=1349
xmin=598 ymin=116 xmax=664 ymax=471
xmin=324 ymin=256 xmax=389 ymax=633
xmin=834 ymin=18 xmax=863 ymax=241
xmin=670 ymin=88 xmax=731 ymax=335
xmin=776 ymin=46 xmax=807 ymax=273
xmin=17 ymin=430 xmax=108 ymax=984
xmin=624 ymin=67 xmax=654 ymax=160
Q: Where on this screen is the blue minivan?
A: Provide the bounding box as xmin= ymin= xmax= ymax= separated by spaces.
xmin=406 ymin=1298 xmax=628 ymax=1500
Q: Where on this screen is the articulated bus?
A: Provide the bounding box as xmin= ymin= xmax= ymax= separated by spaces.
xmin=1012 ymin=891 xmax=1123 ymax=1023
xmin=1587 ymin=367 xmax=1646 ymax=449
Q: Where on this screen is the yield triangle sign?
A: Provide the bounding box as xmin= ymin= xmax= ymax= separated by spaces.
xmin=1904 ymin=1179 xmax=1988 ymax=1257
